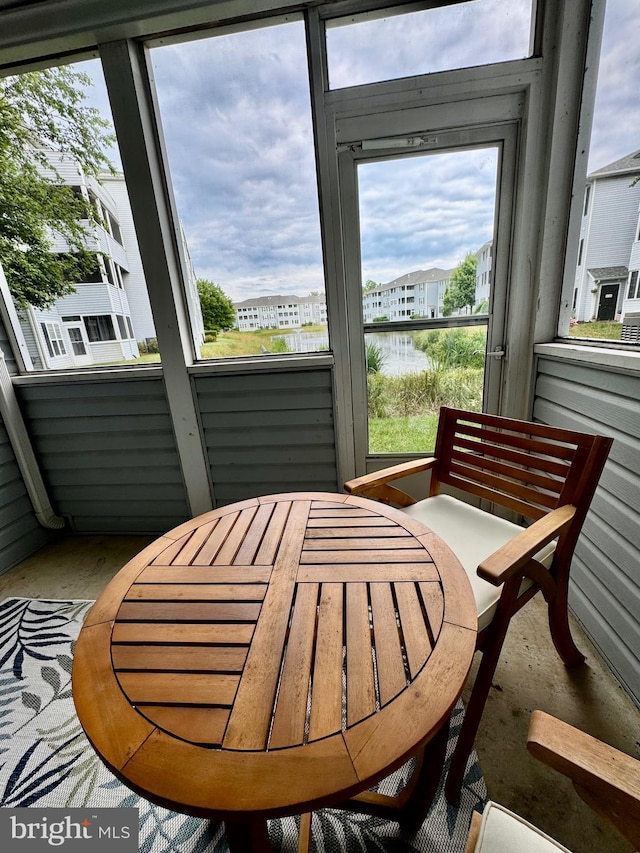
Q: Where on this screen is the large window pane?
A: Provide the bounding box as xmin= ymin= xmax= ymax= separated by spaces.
xmin=326 ymin=0 xmax=533 ymax=90
xmin=357 ymin=148 xmax=498 ymax=454
xmin=151 ymin=21 xmax=326 ymax=360
xmin=568 ymin=0 xmax=639 ymax=344
xmin=0 ymin=59 xmax=158 ymax=371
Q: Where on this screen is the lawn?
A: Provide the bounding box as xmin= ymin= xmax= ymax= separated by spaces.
xmin=108 ymin=325 xmax=328 ymax=365
xmin=568 ymin=320 xmax=621 ymax=339
xmin=368 ymin=413 xmax=439 ymax=454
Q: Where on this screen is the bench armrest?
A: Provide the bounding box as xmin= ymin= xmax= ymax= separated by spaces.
xmin=477 ymin=504 xmax=576 ymax=586
xmin=344 ymin=457 xmax=437 ymax=496
xmin=527 ymin=710 xmax=640 ymax=848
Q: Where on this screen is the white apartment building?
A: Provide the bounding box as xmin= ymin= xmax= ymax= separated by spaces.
xmin=362 ymin=268 xmax=453 ymax=323
xmin=573 ymin=150 xmax=640 ymax=323
xmin=235 ymin=293 xmax=327 ymax=330
xmin=476 ymin=241 xmax=493 ymax=307
xmin=234 ymin=244 xmax=496 ymax=331
xmin=14 ymin=150 xmax=203 ymax=370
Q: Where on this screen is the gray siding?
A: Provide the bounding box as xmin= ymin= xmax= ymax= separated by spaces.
xmin=0 ymin=415 xmax=53 ymax=573
xmin=195 ymin=367 xmax=337 ymax=505
xmin=0 ymin=323 xmax=18 ymax=375
xmin=585 ymin=177 xmax=640 ymax=267
xmin=16 ymin=377 xmax=189 ymax=533
xmin=534 ymin=355 xmax=640 ymax=706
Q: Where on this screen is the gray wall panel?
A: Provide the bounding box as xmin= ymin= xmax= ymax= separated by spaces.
xmin=0 ymin=417 xmax=53 ymax=574
xmin=195 ymin=367 xmax=338 ymax=505
xmin=16 ymin=376 xmax=190 ymax=534
xmin=534 ymin=354 xmax=640 ymax=707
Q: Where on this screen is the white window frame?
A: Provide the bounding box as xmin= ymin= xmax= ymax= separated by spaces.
xmin=40 ymin=322 xmax=67 ymax=358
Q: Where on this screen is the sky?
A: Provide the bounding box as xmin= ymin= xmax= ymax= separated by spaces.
xmin=79 ymin=0 xmax=638 ymax=304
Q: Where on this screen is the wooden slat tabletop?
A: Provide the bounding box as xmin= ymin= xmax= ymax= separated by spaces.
xmin=73 ymin=492 xmax=476 ymax=822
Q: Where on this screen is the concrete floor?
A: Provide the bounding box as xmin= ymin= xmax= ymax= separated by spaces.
xmin=0 ymin=533 xmax=638 ymax=853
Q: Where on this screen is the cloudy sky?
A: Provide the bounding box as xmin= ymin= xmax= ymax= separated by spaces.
xmin=83 ymin=0 xmax=637 ymax=303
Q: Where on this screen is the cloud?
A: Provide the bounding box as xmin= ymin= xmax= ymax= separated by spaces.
xmin=77 ymin=0 xmax=636 ymax=304
xmin=358 ymin=149 xmax=497 ymax=283
xmin=150 ymin=21 xmax=324 ymax=301
xmin=589 ymin=0 xmax=640 ymax=170
xmin=326 ymin=0 xmax=532 ymax=88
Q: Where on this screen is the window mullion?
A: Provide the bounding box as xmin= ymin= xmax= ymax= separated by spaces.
xmin=100 ymin=38 xmax=214 ymax=516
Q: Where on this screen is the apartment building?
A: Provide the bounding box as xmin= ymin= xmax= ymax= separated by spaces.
xmin=235 ymin=293 xmax=327 ymax=330
xmin=12 ymin=150 xmax=203 ymax=370
xmin=573 ymin=150 xmax=640 ymax=323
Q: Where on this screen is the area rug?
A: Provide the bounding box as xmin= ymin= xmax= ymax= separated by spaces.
xmin=0 ymin=597 xmax=486 ymax=852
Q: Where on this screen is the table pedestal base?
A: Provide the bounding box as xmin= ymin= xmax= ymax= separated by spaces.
xmin=333 ymin=716 xmax=450 ymax=830
xmin=225 ymin=818 xmax=271 ymax=853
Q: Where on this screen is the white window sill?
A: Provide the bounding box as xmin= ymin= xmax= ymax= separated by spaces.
xmin=11 ymin=352 xmax=334 ymax=385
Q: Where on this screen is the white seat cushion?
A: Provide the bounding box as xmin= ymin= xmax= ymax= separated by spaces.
xmin=471 ymin=802 xmax=572 ymax=852
xmin=402 ymin=494 xmax=555 ymax=631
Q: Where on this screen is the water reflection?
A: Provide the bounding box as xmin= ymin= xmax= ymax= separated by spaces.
xmin=277 ymin=329 xmax=430 ymax=377
xmin=365 ymin=332 xmax=430 ymax=376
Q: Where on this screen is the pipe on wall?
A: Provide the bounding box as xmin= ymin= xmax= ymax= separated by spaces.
xmin=0 ymin=353 xmax=65 ymax=529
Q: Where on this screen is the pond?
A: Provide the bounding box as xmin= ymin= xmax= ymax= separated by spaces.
xmin=275 ymin=330 xmax=430 ymax=376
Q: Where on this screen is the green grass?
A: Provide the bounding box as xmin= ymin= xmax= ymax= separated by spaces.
xmin=569 ymin=320 xmax=621 ymax=340
xmin=106 ymin=325 xmax=329 ymax=365
xmin=199 ymin=325 xmax=327 ymax=358
xmin=368 ymin=413 xmax=439 ymax=454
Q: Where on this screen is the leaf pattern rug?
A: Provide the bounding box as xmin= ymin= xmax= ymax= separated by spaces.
xmin=0 ymin=598 xmax=486 ymax=852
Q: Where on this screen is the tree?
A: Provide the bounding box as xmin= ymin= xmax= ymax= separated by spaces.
xmin=363 ymin=279 xmax=379 ymax=292
xmin=442 ymin=253 xmax=478 ymax=316
xmin=0 ymin=67 xmax=116 ymax=309
xmin=197 ymin=279 xmax=236 ymax=331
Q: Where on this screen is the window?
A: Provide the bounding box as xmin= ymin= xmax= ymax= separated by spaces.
xmin=325 ymin=0 xmax=533 ymax=89
xmin=104 ymin=258 xmax=115 ymax=286
xmin=106 ymin=210 xmax=123 ymax=245
xmin=84 ymin=315 xmax=116 ymax=342
xmin=0 ymin=56 xmax=158 ymax=372
xmin=114 ymin=264 xmax=124 ymax=289
xmin=116 ymin=314 xmax=128 ymax=338
xmin=151 ymin=19 xmax=325 ymax=361
xmin=67 ymin=327 xmax=87 ymax=356
xmin=40 ymin=322 xmax=67 ymax=357
xmin=566 ymin=0 xmax=639 ymax=342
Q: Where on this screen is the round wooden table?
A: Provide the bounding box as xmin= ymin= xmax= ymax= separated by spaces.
xmin=72 ymin=492 xmax=476 ymax=851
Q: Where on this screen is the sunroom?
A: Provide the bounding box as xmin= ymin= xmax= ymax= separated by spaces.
xmin=0 ymin=1 xmax=638 ymax=852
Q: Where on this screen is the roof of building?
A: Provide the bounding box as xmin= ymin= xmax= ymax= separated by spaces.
xmin=365 ymin=268 xmax=453 ymax=295
xmin=235 ymin=293 xmax=325 ymax=308
xmin=588 ymin=150 xmax=640 ymax=180
xmin=587 ymin=266 xmax=629 ymax=280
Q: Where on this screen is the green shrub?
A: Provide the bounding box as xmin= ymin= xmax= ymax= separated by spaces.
xmin=138 ymin=337 xmax=159 ymax=354
xmin=365 ymin=341 xmax=385 ymax=373
xmin=270 ymin=337 xmax=289 ymax=353
xmin=414 ymin=327 xmax=486 ymax=369
xmin=204 ymin=331 xmax=217 ymax=343
xmin=367 ymin=367 xmax=483 ymax=419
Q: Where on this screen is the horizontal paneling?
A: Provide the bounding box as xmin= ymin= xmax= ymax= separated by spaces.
xmin=0 ymin=416 xmax=53 ymax=574
xmin=534 ymin=354 xmax=640 ymax=706
xmin=0 ymin=324 xmax=18 ymax=375
xmin=195 ymin=367 xmax=337 ymax=505
xmin=17 ymin=376 xmax=189 ymax=534
xmin=587 ymin=178 xmax=640 ymax=265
